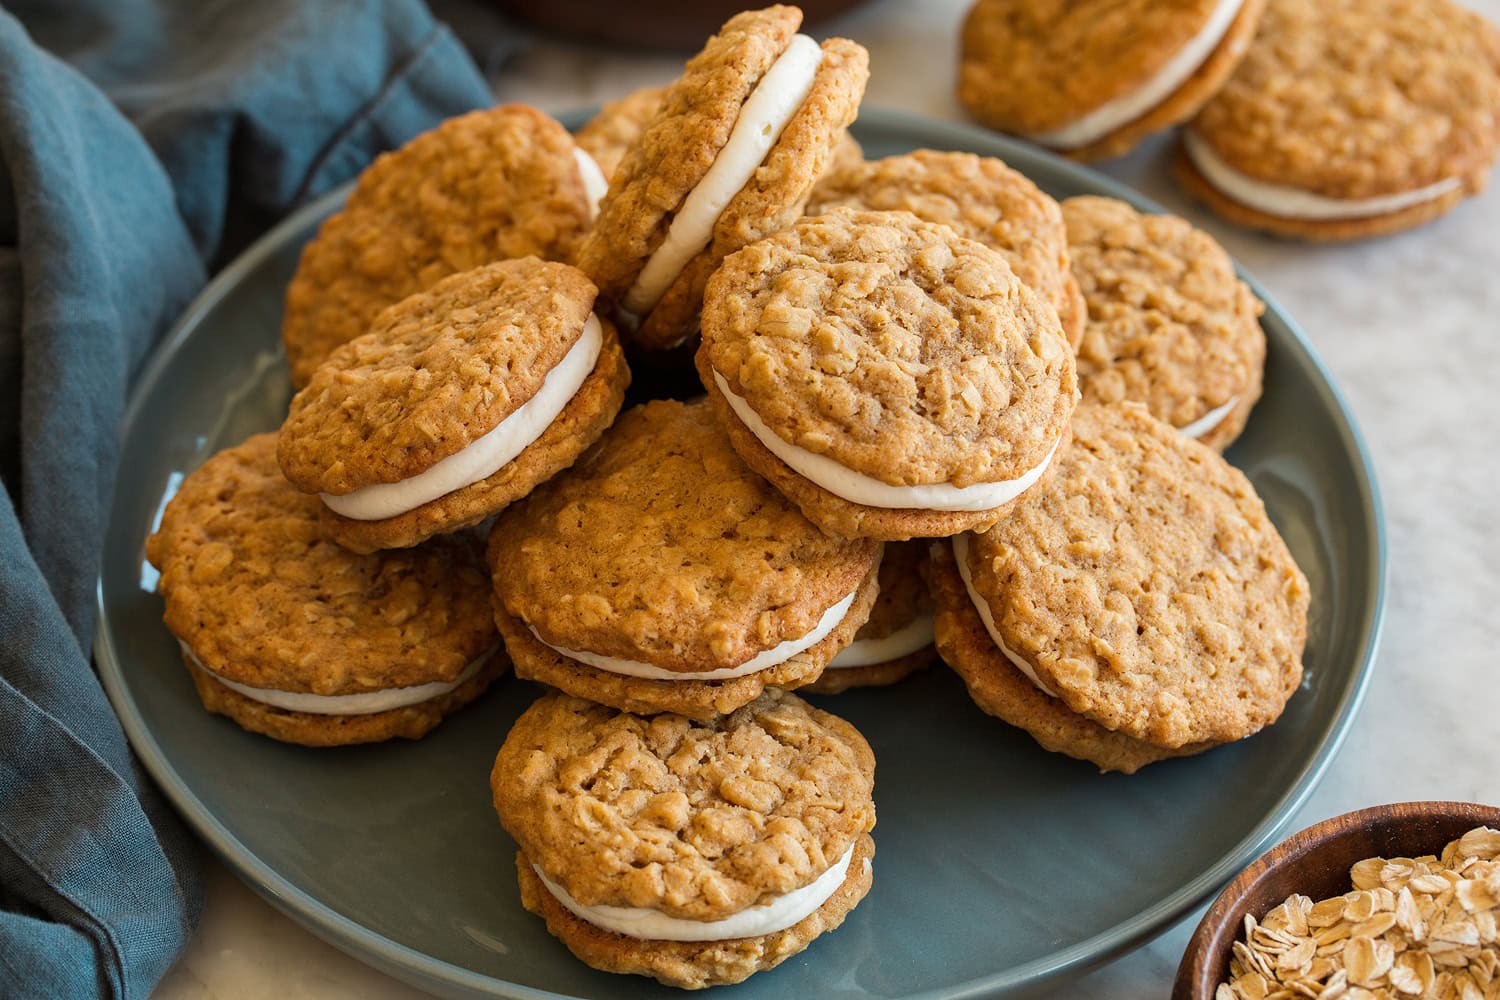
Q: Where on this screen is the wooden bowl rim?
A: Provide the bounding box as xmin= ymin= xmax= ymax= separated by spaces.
xmin=1173 ymin=800 xmax=1500 ymax=1000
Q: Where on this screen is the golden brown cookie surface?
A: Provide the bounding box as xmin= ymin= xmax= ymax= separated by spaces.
xmin=490 ymin=398 xmax=880 ymax=670
xmin=575 ymin=7 xmax=869 ymax=349
xmin=806 ymin=150 xmax=1082 ymax=346
xmin=281 ymin=106 xmax=592 ymax=386
xmin=1189 ymin=0 xmax=1500 ymax=200
xmin=929 ymin=539 xmax=1207 ymax=774
xmin=1063 ymin=196 xmax=1264 ymax=451
xmin=958 ymin=0 xmax=1265 ymax=161
xmin=146 ymin=434 xmax=497 ymax=692
xmin=492 ymin=690 xmax=876 ymax=917
xmin=964 ymin=403 xmax=1309 ymax=749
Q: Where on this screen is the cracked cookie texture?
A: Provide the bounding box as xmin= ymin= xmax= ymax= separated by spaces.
xmin=807 ymin=150 xmax=1085 ymax=346
xmin=145 ymin=433 xmax=504 ymax=744
xmin=281 ymin=105 xmax=592 ymax=386
xmin=1179 ymin=0 xmax=1500 ymax=237
xmin=1063 ymin=195 xmax=1264 ymax=451
xmin=277 ymin=257 xmax=629 ymax=551
xmin=493 ymin=689 xmax=875 ymax=986
xmin=961 ymin=402 xmax=1308 ymax=750
xmin=959 ymin=0 xmax=1266 ymax=161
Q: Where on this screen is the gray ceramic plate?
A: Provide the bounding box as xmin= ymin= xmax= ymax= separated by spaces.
xmin=96 ymin=109 xmax=1385 ymax=999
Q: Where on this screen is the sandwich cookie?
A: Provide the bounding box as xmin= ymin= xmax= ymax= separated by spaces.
xmin=576 ymin=83 xmax=865 ymax=187
xmin=487 ymin=398 xmax=882 ymax=720
xmin=493 ymin=690 xmax=876 ymax=988
xmin=935 ymin=403 xmax=1309 ymax=769
xmin=802 ymin=541 xmax=936 ymax=695
xmin=1063 ymin=196 xmax=1265 ymax=451
xmin=928 ymin=538 xmax=1200 ymax=774
xmin=144 ymin=434 xmax=506 ymax=746
xmin=807 ymin=149 xmax=1086 ymax=348
xmin=959 ymin=0 xmax=1265 ymax=161
xmin=575 ymin=6 xmax=869 ymax=351
xmin=277 ymin=258 xmax=629 ymax=553
xmin=1177 ymin=0 xmax=1500 ymax=240
xmin=281 ymin=105 xmax=597 ymax=387
xmin=698 ymin=208 xmax=1078 ymax=541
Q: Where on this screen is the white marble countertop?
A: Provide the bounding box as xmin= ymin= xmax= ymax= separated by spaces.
xmin=154 ymin=1 xmax=1500 ymax=997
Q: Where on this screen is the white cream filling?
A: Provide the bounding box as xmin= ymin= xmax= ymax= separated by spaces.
xmin=621 ymin=34 xmax=823 ymax=317
xmin=951 ymin=536 xmax=1058 ymax=698
xmin=1179 ymin=396 xmax=1238 ymax=440
xmin=535 ymin=844 xmax=857 ymax=942
xmin=714 ymin=370 xmax=1059 ymax=512
xmin=573 ymin=148 xmax=609 ymax=220
xmin=529 ymin=587 xmax=858 ymax=681
xmin=181 ymin=640 xmax=494 ymax=715
xmin=1028 ymin=0 xmax=1245 ymax=150
xmin=1183 ymin=130 xmax=1463 ymax=220
xmin=321 ymin=315 xmax=604 ymax=521
xmin=829 ymin=613 xmax=935 ymax=668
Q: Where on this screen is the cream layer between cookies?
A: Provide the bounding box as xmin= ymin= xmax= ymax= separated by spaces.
xmin=534 ymin=843 xmax=858 ymax=942
xmin=572 ymin=148 xmax=608 ymax=220
xmin=1027 ymin=0 xmax=1244 ymax=150
xmin=829 ymin=612 xmax=934 ymax=668
xmin=714 ymin=370 xmax=1060 ymax=511
xmin=181 ymin=640 xmax=495 ymax=715
xmin=528 ymin=586 xmax=859 ymax=680
xmin=951 ymin=535 xmax=1059 ymax=698
xmin=621 ymin=34 xmax=823 ymax=317
xmin=321 ymin=315 xmax=604 ymax=521
xmin=1183 ymin=131 xmax=1464 ymax=219
xmin=1180 ymin=396 xmax=1237 ymax=440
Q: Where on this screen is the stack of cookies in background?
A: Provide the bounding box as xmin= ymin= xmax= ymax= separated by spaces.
xmin=145 ymin=2 xmax=1322 ymax=989
xmin=958 ymin=0 xmax=1500 ymax=239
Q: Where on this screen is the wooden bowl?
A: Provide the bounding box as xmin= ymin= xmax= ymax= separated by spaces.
xmin=490 ymin=1 xmax=870 ymax=50
xmin=1173 ymin=801 xmax=1500 ymax=999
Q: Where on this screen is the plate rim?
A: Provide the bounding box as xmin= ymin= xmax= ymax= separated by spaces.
xmin=96 ymin=106 xmax=1387 ymax=1000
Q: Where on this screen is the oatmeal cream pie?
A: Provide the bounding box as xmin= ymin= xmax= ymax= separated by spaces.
xmin=277 ymin=257 xmax=629 ymax=554
xmin=802 ymin=540 xmax=936 ymax=695
xmin=144 ymin=434 xmax=506 ymax=747
xmin=806 ymin=149 xmax=1086 ymax=348
xmin=698 ymin=208 xmax=1078 ymax=541
xmin=959 ymin=0 xmax=1265 ymax=161
xmin=934 ymin=403 xmax=1309 ymax=771
xmin=1176 ymin=0 xmax=1500 ymax=240
xmin=282 ymin=105 xmax=600 ymax=387
xmin=487 ymin=398 xmax=881 ymax=720
xmin=575 ymin=6 xmax=869 ymax=350
xmin=1063 ymin=196 xmax=1265 ymax=451
xmin=492 ymin=690 xmax=876 ymax=989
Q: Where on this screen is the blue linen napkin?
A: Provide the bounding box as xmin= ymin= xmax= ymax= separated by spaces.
xmin=0 ymin=3 xmax=493 ymax=996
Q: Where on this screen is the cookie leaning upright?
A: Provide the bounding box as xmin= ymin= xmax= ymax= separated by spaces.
xmin=1064 ymin=195 xmax=1265 ymax=451
xmin=959 ymin=0 xmax=1265 ymax=161
xmin=1176 ymin=0 xmax=1500 ymax=240
xmin=145 ymin=434 xmax=506 ymax=747
xmin=492 ymin=690 xmax=876 ymax=989
xmin=487 ymin=398 xmax=881 ymax=720
xmin=576 ymin=6 xmax=869 ymax=350
xmin=281 ymin=105 xmax=597 ymax=387
xmin=277 ymin=258 xmax=629 ymax=553
xmin=698 ymin=208 xmax=1078 ymax=541
xmin=806 ymin=149 xmax=1087 ymax=348
xmin=933 ymin=402 xmax=1310 ymax=771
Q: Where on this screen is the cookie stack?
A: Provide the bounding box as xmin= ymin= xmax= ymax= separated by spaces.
xmin=958 ymin=0 xmax=1500 ymax=239
xmin=146 ymin=2 xmax=1317 ymax=989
